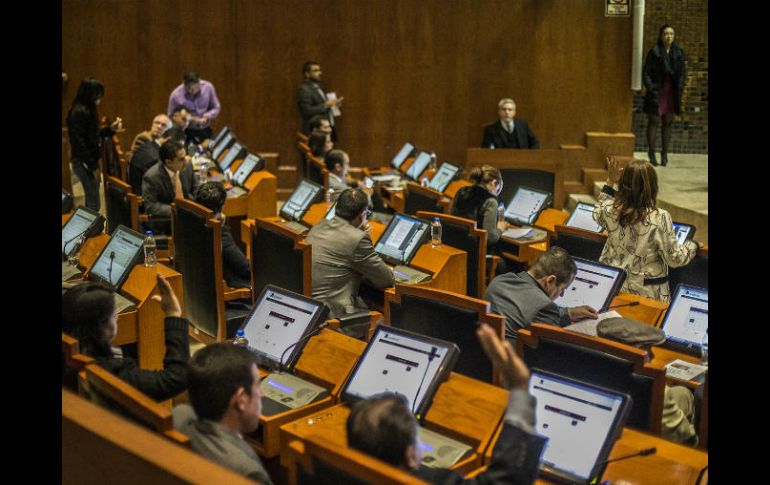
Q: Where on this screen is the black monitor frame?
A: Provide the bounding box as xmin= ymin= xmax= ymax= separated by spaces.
xmin=391 ymin=142 xmax=416 ymax=170
xmin=503 ymin=185 xmax=552 ymax=226
xmin=565 ymin=202 xmax=604 ymax=233
xmin=219 ymin=141 xmax=248 ymax=172
xmin=62 ymin=206 xmax=106 ymax=257
xmin=279 ymin=178 xmax=325 ymax=222
xmin=553 ymin=257 xmax=627 ymax=312
xmin=374 ymin=213 xmax=430 ymax=266
xmin=428 ymin=162 xmax=460 ymax=193
xmin=86 ymin=224 xmax=145 ymax=290
xmin=232 ymin=153 xmax=264 ymax=187
xmin=404 ymin=151 xmax=432 ymax=181
xmin=212 ymin=131 xmax=237 ymax=161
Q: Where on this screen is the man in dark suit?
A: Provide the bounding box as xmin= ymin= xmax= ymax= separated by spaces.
xmin=346 ymin=323 xmax=546 ymax=484
xmin=128 ymin=126 xmax=186 ymax=195
xmin=481 ymin=98 xmax=540 ymax=149
xmin=296 ymin=61 xmax=343 ymax=141
xmin=141 ymin=140 xmax=197 ymax=234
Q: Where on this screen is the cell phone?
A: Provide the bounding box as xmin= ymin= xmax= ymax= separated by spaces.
xmin=364 ymin=177 xmax=374 ymax=189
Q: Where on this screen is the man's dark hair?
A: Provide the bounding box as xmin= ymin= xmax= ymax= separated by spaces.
xmin=347 ymin=393 xmax=417 ymax=467
xmin=183 ymin=71 xmax=200 ymax=85
xmin=309 ymin=115 xmax=327 ymax=131
xmin=302 ymin=61 xmax=319 ymax=75
xmin=187 ymin=343 xmax=261 ymax=422
xmin=162 ymin=126 xmax=186 ymax=143
xmin=335 ymin=189 xmax=369 ymax=221
xmin=529 ymin=246 xmax=577 ymax=285
xmin=159 ymin=140 xmax=184 ymax=164
xmin=195 ymin=182 xmax=227 ymax=214
xmin=308 ymin=133 xmax=329 ymax=158
xmin=324 ymin=149 xmax=346 ymax=172
xmin=171 ymin=105 xmax=189 ymax=116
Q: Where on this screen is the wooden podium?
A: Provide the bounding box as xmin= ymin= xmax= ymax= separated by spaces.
xmin=208 ymin=148 xmax=278 ymax=220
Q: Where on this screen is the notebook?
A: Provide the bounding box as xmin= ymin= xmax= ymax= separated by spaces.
xmin=659 ymin=284 xmax=708 ymax=356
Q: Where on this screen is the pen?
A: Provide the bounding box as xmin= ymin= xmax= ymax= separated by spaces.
xmin=608 ymin=301 xmax=640 ymax=309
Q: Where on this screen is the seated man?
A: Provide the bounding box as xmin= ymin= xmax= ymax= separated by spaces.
xmin=141 ymin=139 xmax=197 ymax=235
xmin=481 ymin=98 xmax=539 ymax=149
xmin=484 ymin=246 xmax=598 ymax=343
xmin=324 ymin=149 xmax=354 ymax=192
xmin=305 ymin=188 xmax=394 ymax=319
xmin=194 ymin=181 xmax=251 ymax=289
xmin=347 ymin=323 xmax=546 ymax=484
xmin=173 ymin=343 xmax=273 ymax=484
xmin=309 ymin=114 xmax=333 ymax=137
xmin=129 ymin=126 xmax=185 ymax=195
xmin=128 ymin=113 xmax=171 ymax=161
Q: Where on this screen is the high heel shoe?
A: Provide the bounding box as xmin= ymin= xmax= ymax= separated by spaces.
xmin=648 ymin=151 xmax=659 ymax=166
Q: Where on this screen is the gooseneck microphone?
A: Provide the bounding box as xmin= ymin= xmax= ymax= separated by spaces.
xmin=108 ymin=251 xmax=116 ymax=286
xmin=598 ymin=447 xmax=656 ymax=466
xmin=608 ymin=301 xmax=640 ymax=310
xmin=63 ymin=227 xmax=91 ymax=259
xmin=278 ymin=322 xmax=330 ymax=373
xmin=412 ymin=346 xmax=437 ymax=414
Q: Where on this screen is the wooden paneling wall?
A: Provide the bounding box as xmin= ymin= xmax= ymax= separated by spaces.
xmin=63 ymin=0 xmax=632 ymax=170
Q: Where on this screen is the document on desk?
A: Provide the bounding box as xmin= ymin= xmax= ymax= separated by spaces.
xmin=326 ymin=92 xmax=342 ymax=117
xmin=564 ymin=310 xmax=623 ymax=336
xmin=665 ymin=359 xmax=707 ymax=381
xmin=502 ymin=227 xmax=547 ymax=241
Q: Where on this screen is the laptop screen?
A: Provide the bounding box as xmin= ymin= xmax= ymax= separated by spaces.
xmin=232 ymin=153 xmax=262 ymax=186
xmin=239 ymin=285 xmax=328 ymax=370
xmin=661 ymin=284 xmax=708 ymax=347
xmin=391 ymin=142 xmax=415 ymax=169
xmin=88 ymin=225 xmax=145 ymax=289
xmin=342 ymin=325 xmax=459 ymax=417
xmin=212 ymin=132 xmax=235 ymax=160
xmin=324 ymin=201 xmax=337 ymax=221
xmin=374 ymin=213 xmax=430 ymax=265
xmin=672 ymin=222 xmax=695 ymax=245
xmin=503 ymin=186 xmax=550 ymax=226
xmin=219 ymin=141 xmax=244 ymax=171
xmin=62 ymin=207 xmax=101 ymax=256
xmin=428 ymin=162 xmax=460 ymax=193
xmin=210 ymin=126 xmax=230 ymax=149
xmin=280 ymin=179 xmax=324 ymax=221
xmin=405 ymin=152 xmax=432 ymax=180
xmin=554 ymin=258 xmax=626 ymax=312
xmin=529 ymin=369 xmax=630 ymax=484
xmin=565 ymin=202 xmax=603 ymax=233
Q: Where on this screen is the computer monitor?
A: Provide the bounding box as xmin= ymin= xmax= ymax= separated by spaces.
xmin=529 ymin=369 xmax=631 ymax=485
xmin=219 ymin=141 xmax=247 ymax=172
xmin=565 ymin=202 xmax=604 ymax=233
xmin=210 ymin=126 xmax=231 ymax=150
xmin=672 ymin=222 xmax=696 ymax=245
xmin=62 ymin=207 xmax=105 ymax=257
xmin=324 ymin=201 xmax=337 ymax=221
xmin=342 ymin=325 xmax=459 ymax=418
xmin=391 ymin=142 xmax=415 ymax=170
xmin=428 ymin=162 xmax=460 ymax=193
xmin=660 ymin=284 xmax=708 ymax=353
xmin=374 ymin=213 xmax=430 ymax=265
xmin=239 ymin=285 xmax=329 ymax=371
xmin=88 ymin=225 xmax=145 ymax=289
xmin=405 ymin=151 xmax=432 ymax=180
xmin=212 ymin=131 xmax=236 ymax=161
xmin=280 ymin=179 xmax=324 ymax=221
xmin=232 ymin=153 xmax=264 ymax=186
xmin=503 ymin=186 xmax=551 ymax=226
xmin=553 ymin=258 xmax=626 ymax=312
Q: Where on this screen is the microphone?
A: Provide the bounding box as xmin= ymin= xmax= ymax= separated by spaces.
xmin=609 ymin=301 xmax=640 ymax=310
xmin=412 ymin=346 xmax=438 ymax=415
xmin=278 ymin=322 xmax=330 ymax=373
xmin=108 ymin=251 xmax=115 ymax=286
xmin=62 ymin=227 xmax=91 ymax=259
xmin=598 ymin=447 xmax=656 ymax=466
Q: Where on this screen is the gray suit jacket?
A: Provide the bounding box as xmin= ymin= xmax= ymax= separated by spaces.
xmin=305 ymin=217 xmax=394 ymax=318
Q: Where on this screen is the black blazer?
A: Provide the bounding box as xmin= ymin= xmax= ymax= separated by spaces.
xmin=128 ymin=140 xmax=161 ymax=195
xmin=296 ymin=79 xmax=331 ymax=134
xmin=221 ymin=224 xmax=251 ymax=290
xmin=141 ymin=161 xmax=198 ymax=233
xmin=643 ymin=43 xmax=686 ymax=115
xmin=481 ymin=120 xmax=539 ymax=149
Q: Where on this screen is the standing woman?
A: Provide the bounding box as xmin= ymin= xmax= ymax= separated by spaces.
xmin=643 ymin=24 xmax=686 ymax=167
xmin=594 ymin=157 xmax=698 ymax=302
xmin=67 ymin=78 xmax=123 ymax=211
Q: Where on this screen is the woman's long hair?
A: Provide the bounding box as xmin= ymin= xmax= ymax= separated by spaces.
xmin=62 ymin=282 xmax=116 ymax=358
xmin=613 ymin=159 xmax=658 ymax=227
xmin=69 ymin=77 xmax=104 ymax=115
xmin=656 ymin=24 xmax=674 ymax=48
xmin=468 ymin=164 xmax=502 ymax=187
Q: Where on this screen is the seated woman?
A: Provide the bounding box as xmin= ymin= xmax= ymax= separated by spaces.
xmin=62 ymin=273 xmax=189 ymax=401
xmin=308 ymin=132 xmax=333 ymax=159
xmin=594 ymin=157 xmax=698 ymax=302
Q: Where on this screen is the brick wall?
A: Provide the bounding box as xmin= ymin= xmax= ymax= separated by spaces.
xmin=631 ymin=0 xmax=708 ymax=154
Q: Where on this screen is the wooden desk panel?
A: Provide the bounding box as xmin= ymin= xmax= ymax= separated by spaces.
xmin=610 ymin=293 xmax=669 ymax=326
xmin=533 ymin=208 xmax=568 ymax=237
xmin=221 ymin=170 xmax=278 ymax=219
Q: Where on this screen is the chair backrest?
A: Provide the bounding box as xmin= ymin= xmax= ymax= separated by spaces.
xmin=62 ymin=332 xmax=95 ymax=391
xmin=669 ymin=246 xmax=708 ymax=291
xmin=499 ymin=168 xmax=555 ymax=209
xmin=81 ymin=364 xmax=190 ymax=445
xmin=250 ymin=218 xmax=312 ymax=299
xmin=517 ymin=323 xmax=665 ymax=433
xmin=105 ymin=176 xmax=141 ymax=234
xmin=416 ymin=211 xmax=487 ymax=298
xmin=172 ymin=198 xmax=227 ymax=341
xmin=286 ymin=436 xmax=428 ymax=485
xmin=296 ymin=131 xmax=309 ymax=145
xmin=551 ymin=224 xmax=608 ymax=262
xmin=306 ymin=154 xmax=330 ymax=189
xmin=403 ymin=183 xmax=443 ymax=216
xmin=384 ymin=285 xmax=505 ymax=385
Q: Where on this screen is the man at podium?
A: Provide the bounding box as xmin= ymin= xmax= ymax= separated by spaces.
xmin=481 ymin=98 xmax=540 ymax=149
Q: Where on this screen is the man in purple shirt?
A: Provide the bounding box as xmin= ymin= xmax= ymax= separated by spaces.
xmin=167 ymin=71 xmax=221 ymax=145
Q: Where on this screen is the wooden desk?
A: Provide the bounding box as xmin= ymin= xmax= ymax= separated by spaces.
xmin=245 ymin=328 xmax=367 ymax=458
xmin=279 ymin=371 xmax=509 ymax=475
xmin=207 ymin=152 xmax=278 ymax=219
xmin=649 ymin=346 xmax=706 ymax=389
xmin=610 ymin=293 xmax=669 ymax=326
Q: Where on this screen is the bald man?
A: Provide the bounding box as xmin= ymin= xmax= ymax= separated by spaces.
xmin=129 ymin=113 xmax=172 ymax=159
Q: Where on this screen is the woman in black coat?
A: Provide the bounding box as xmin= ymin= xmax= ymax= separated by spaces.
xmin=643 ymin=24 xmax=685 ymax=167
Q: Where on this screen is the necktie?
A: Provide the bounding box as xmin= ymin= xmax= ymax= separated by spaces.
xmin=174 ymin=171 xmax=184 ymax=199
xmin=506 ymin=121 xmax=513 ymax=134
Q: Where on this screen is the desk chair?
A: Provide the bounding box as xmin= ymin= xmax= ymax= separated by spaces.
xmin=250 ymin=217 xmax=312 ymax=301
xmin=669 ymin=246 xmax=708 ymax=291
xmin=296 ymin=131 xmax=309 ymax=145
xmin=79 ymin=364 xmax=190 ymax=446
xmin=306 ymin=154 xmax=330 ymax=189
xmin=383 ymin=285 xmax=506 ymax=385
xmin=416 ymin=211 xmax=488 ymax=298
xmin=62 ymin=332 xmax=95 ymax=392
xmin=105 ymin=176 xmax=171 ymax=258
xmin=499 ymin=167 xmax=557 ymax=209
xmin=403 ymin=183 xmax=443 ymax=216
xmin=172 ymin=198 xmax=251 ymax=343
xmin=551 ymin=224 xmax=607 ymax=262
xmin=99 ymin=125 xmax=128 ymax=182
xmin=286 ymin=436 xmax=428 ymax=485
xmin=517 ymin=323 xmax=665 ymax=434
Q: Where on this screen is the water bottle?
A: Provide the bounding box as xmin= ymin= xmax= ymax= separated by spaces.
xmin=232 ymin=328 xmax=249 ymax=347
xmin=325 ymin=184 xmax=334 ymax=203
xmin=144 ymin=231 xmax=157 ymax=267
xmin=498 ymin=202 xmax=506 ymax=225
xmin=431 ymin=217 xmax=442 ymax=247
xmin=420 ymin=176 xmax=430 ymax=187
xmin=700 ymin=330 xmax=708 ymax=366
xmin=429 ymin=151 xmax=437 ymax=170
xmin=67 ymin=234 xmax=87 ymax=267
xmin=223 ymin=168 xmax=233 ymax=184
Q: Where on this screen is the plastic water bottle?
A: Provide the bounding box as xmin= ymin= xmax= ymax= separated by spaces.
xmin=232 ymin=329 xmax=249 ymax=347
xmin=498 ymin=202 xmax=506 ymax=225
xmin=67 ymin=234 xmax=87 ymax=267
xmin=700 ymin=330 xmax=708 ymax=366
xmin=420 ymin=176 xmax=430 ymax=187
xmin=429 ymin=152 xmax=437 ymax=170
xmin=325 ymin=184 xmax=335 ymax=203
xmin=431 ymin=217 xmax=442 ymax=247
xmin=144 ymin=231 xmax=157 ymax=267
xmin=223 ymin=168 xmax=233 ymax=184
